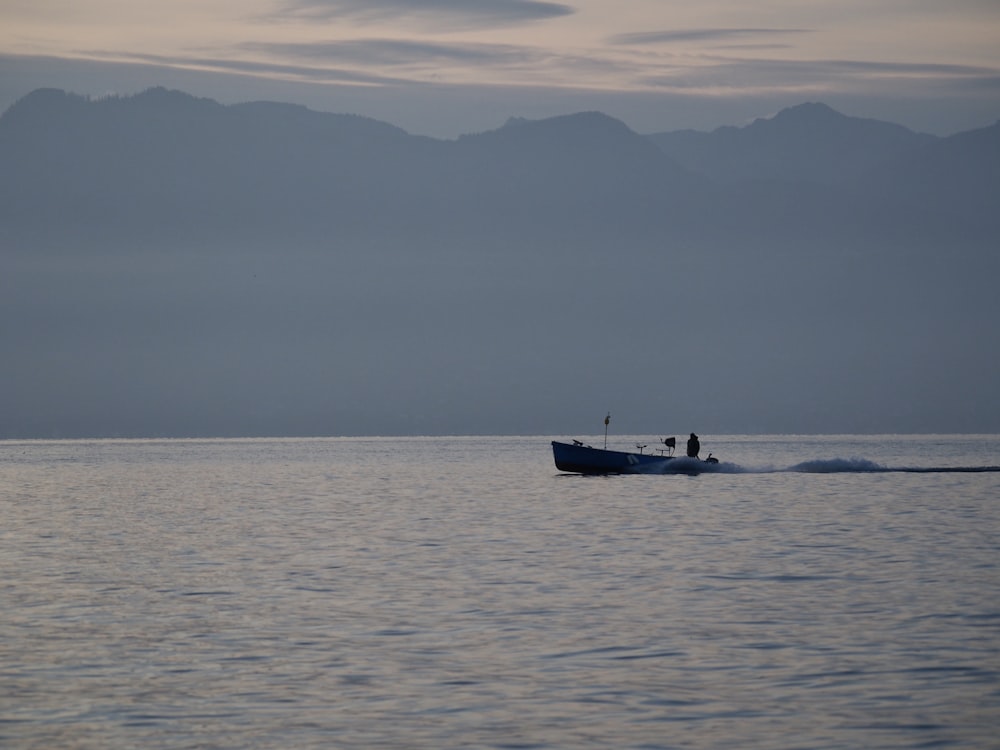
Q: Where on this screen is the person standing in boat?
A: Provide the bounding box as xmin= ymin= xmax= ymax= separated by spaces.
xmin=686 ymin=433 xmax=700 ymax=458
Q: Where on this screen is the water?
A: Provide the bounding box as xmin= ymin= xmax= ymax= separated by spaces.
xmin=2 ymin=434 xmax=999 ymax=749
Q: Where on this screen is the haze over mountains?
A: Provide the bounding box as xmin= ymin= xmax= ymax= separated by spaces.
xmin=2 ymin=88 xmax=997 ymax=438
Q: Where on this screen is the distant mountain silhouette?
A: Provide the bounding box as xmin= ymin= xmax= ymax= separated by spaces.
xmin=2 ymin=88 xmax=998 ymax=438
xmin=646 ymin=101 xmax=998 ymax=242
xmin=0 ymin=87 xmax=437 ymax=244
xmin=2 ymin=88 xmax=996 ymax=248
xmin=646 ymin=102 xmax=938 ymax=186
xmin=855 ymin=119 xmax=1000 ymax=229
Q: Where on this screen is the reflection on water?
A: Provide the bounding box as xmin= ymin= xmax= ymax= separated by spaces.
xmin=1 ymin=436 xmax=999 ymax=749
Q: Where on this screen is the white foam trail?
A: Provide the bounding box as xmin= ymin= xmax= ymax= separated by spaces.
xmin=786 ymin=458 xmax=886 ymax=473
xmin=631 ymin=458 xmax=1000 ymax=475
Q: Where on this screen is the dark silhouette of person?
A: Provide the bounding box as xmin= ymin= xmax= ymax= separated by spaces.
xmin=686 ymin=433 xmax=700 ymax=458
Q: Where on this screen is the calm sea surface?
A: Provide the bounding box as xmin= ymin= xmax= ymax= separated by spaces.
xmin=2 ymin=434 xmax=999 ymax=749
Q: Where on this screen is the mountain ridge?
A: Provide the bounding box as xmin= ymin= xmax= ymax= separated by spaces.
xmin=645 ymin=101 xmax=941 ymax=186
xmin=2 ymin=87 xmax=997 ymax=437
xmin=4 ymin=86 xmax=995 ymax=247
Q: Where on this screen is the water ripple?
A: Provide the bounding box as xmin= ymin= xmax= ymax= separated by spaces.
xmin=1 ymin=435 xmax=998 ymax=749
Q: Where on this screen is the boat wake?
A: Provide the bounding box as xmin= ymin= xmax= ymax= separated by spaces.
xmin=635 ymin=457 xmax=1000 ymax=475
xmin=781 ymin=459 xmax=1000 ymax=474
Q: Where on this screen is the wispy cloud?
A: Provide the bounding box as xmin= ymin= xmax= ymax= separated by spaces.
xmin=77 ymin=39 xmax=619 ymax=91
xmin=706 ymin=57 xmax=1000 ymax=79
xmin=639 ymin=54 xmax=1000 ymax=94
xmin=236 ymin=37 xmax=638 ymax=89
xmin=271 ymin=0 xmax=573 ymax=29
xmin=70 ymin=41 xmax=1000 ymax=104
xmin=610 ymin=28 xmax=812 ymax=45
xmin=237 ymin=38 xmax=529 ymax=86
xmin=241 ymin=39 xmax=541 ymax=68
xmin=84 ymin=50 xmax=415 ymax=86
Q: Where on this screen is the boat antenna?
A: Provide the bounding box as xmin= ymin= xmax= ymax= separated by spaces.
xmin=604 ymin=412 xmax=611 ymax=449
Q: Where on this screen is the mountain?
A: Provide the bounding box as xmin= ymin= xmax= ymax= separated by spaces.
xmin=1 ymin=89 xmax=998 ymax=438
xmin=0 ymin=87 xmax=435 ymax=244
xmin=645 ymin=102 xmax=938 ymax=186
xmin=857 ymin=119 xmax=1000 ymax=228
xmin=3 ymin=89 xmax=996 ymax=248
xmin=0 ymin=88 xmax=699 ymax=249
xmin=645 ymin=102 xmax=1000 ymax=242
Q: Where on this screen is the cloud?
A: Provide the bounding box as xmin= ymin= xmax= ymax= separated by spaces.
xmin=610 ymin=29 xmax=813 ymax=45
xmin=639 ymin=54 xmax=1000 ymax=96
xmin=84 ymin=50 xmax=415 ymax=86
xmin=236 ymin=38 xmax=636 ymax=88
xmin=708 ymin=57 xmax=1000 ymax=80
xmin=272 ymin=0 xmax=574 ymax=29
xmin=241 ymin=39 xmax=541 ymax=68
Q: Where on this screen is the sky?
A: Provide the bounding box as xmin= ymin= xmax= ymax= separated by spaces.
xmin=2 ymin=0 xmax=1000 ymax=137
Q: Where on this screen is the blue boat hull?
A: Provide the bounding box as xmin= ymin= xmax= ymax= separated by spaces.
xmin=551 ymin=441 xmax=669 ymax=474
xmin=551 ymin=440 xmax=718 ymax=475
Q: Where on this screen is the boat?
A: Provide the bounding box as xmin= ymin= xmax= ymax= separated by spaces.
xmin=551 ymin=439 xmax=718 ymax=475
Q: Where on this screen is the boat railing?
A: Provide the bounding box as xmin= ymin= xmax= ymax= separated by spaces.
xmin=657 ymin=437 xmax=676 ymax=456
